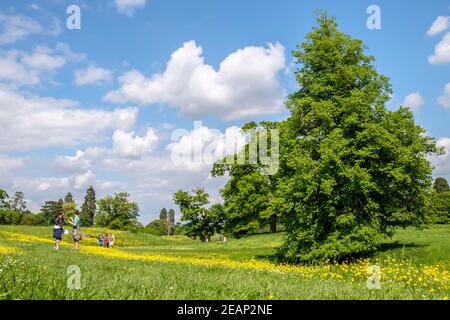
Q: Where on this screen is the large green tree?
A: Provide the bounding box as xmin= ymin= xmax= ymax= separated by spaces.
xmin=173 ymin=188 xmax=221 ymax=242
xmin=275 ymin=13 xmax=439 ymax=262
xmin=96 ymin=192 xmax=140 ymax=230
xmin=212 ymin=121 xmax=280 ymax=237
xmin=81 ymin=186 xmax=96 ymax=227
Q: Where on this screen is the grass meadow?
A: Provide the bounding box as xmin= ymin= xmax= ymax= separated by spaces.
xmin=0 ymin=225 xmax=449 ymax=300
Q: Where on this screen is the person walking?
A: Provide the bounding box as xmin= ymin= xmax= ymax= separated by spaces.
xmin=109 ymin=233 xmax=115 ymax=248
xmin=69 ymin=211 xmax=82 ymax=251
xmin=52 ymin=212 xmax=64 ymax=250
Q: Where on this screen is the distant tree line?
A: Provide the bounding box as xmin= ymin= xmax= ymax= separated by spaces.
xmin=144 ymin=208 xmax=182 ymax=236
xmin=0 ymin=186 xmax=142 ymax=231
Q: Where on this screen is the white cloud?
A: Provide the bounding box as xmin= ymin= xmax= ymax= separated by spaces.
xmin=402 ymin=92 xmax=424 ymax=112
xmin=0 ymin=43 xmax=85 ymax=86
xmin=0 ymin=11 xmax=61 ymax=45
xmin=167 ymin=125 xmax=247 ymax=171
xmin=0 ymin=12 xmax=43 ymax=45
xmin=0 ymin=50 xmax=40 ymax=85
xmin=0 ymin=155 xmax=24 ymax=176
xmin=438 ymin=83 xmax=450 ymax=108
xmin=427 ymin=16 xmax=450 ymax=36
xmin=55 ymin=42 xmax=87 ymax=63
xmin=104 ymin=41 xmax=286 ymax=120
xmin=112 ymin=129 xmax=159 ymax=157
xmin=74 ymin=65 xmax=112 ymax=86
xmin=22 ymin=46 xmax=66 ymax=70
xmin=429 ymin=137 xmax=450 ymax=179
xmin=114 ymin=0 xmax=146 ymax=16
xmin=428 ymin=32 xmax=450 ymax=64
xmin=0 ymin=85 xmax=138 ymax=152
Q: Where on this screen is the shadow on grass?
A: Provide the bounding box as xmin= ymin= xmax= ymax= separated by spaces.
xmin=253 ymin=242 xmax=429 ymax=265
xmin=377 ymin=241 xmax=427 ymax=252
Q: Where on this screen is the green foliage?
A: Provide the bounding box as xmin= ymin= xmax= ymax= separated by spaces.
xmin=64 ymin=192 xmax=74 ymax=203
xmin=144 ymin=219 xmax=167 ymax=236
xmin=62 ymin=202 xmax=77 ymax=221
xmin=159 ymin=208 xmax=168 ymax=221
xmin=426 ymin=191 xmax=450 ymax=224
xmin=81 ymin=186 xmax=96 ymax=227
xmin=20 ymin=212 xmax=41 ymax=226
xmin=96 ymin=192 xmax=140 ymax=230
xmin=0 ymin=209 xmax=21 ymax=225
xmin=173 ymin=187 xmax=222 ymax=241
xmin=433 ymin=177 xmax=449 ymax=194
xmin=9 ymin=191 xmax=26 ymax=214
xmin=0 ymin=189 xmax=9 ymax=209
xmin=275 ymin=13 xmax=440 ymax=263
xmin=40 ymin=199 xmax=64 ymax=225
xmin=212 ymin=121 xmax=280 ymax=237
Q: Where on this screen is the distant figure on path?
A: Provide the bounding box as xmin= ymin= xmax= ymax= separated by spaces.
xmin=109 ymin=233 xmax=115 ymax=248
xmin=98 ymin=233 xmax=103 ymax=246
xmin=69 ymin=211 xmax=82 ymax=251
xmin=104 ymin=234 xmax=110 ymax=248
xmin=52 ymin=212 xmax=64 ymax=250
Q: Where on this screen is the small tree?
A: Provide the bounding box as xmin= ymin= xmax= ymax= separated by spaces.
xmin=81 ymin=186 xmax=96 ymax=226
xmin=96 ymin=192 xmax=139 ymax=230
xmin=173 ymin=187 xmax=216 ymax=242
xmin=159 ymin=208 xmax=168 ymax=221
xmin=433 ymin=177 xmax=450 ymax=194
xmin=40 ymin=199 xmax=64 ymax=225
xmin=62 ymin=202 xmax=77 ymax=221
xmin=167 ymin=209 xmax=176 ymax=235
xmin=64 ymin=192 xmax=75 ymax=203
xmin=10 ymin=191 xmax=26 ymax=214
xmin=0 ymin=189 xmax=10 ymax=209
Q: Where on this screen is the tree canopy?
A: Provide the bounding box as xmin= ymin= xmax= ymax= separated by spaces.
xmin=273 ymin=13 xmax=439 ymax=262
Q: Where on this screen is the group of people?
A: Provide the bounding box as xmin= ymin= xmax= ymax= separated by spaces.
xmin=97 ymin=233 xmax=115 ymax=248
xmin=52 ymin=211 xmax=81 ymax=250
xmin=52 ymin=211 xmax=115 ymax=251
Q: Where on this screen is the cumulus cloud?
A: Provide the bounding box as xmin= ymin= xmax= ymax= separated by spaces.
xmin=104 ymin=41 xmax=286 ymax=120
xmin=427 ymin=16 xmax=450 ymax=36
xmin=167 ymin=125 xmax=247 ymax=171
xmin=22 ymin=45 xmax=66 ymax=70
xmin=114 ymin=0 xmax=146 ymax=16
xmin=438 ymin=83 xmax=450 ymax=108
xmin=0 ymin=43 xmax=85 ymax=86
xmin=74 ymin=65 xmax=112 ymax=86
xmin=0 ymin=85 xmax=138 ymax=152
xmin=428 ymin=32 xmax=450 ymax=64
xmin=402 ymin=92 xmax=424 ymax=112
xmin=112 ymin=129 xmax=159 ymax=157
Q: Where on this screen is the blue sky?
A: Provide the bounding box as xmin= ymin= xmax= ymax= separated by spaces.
xmin=1 ymin=0 xmax=450 ymax=223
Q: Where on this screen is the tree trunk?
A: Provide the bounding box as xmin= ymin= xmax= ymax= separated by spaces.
xmin=270 ymin=214 xmax=277 ymax=233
